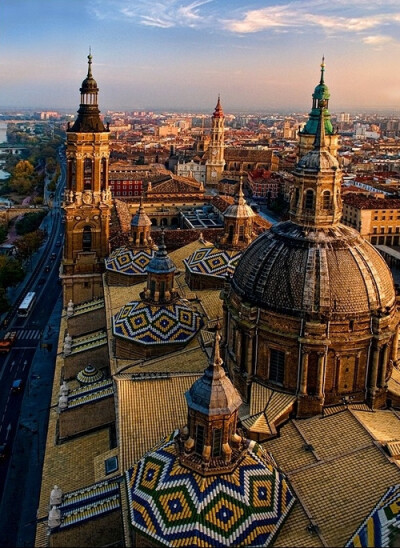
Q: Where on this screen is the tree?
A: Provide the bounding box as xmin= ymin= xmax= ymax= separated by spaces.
xmin=15 ymin=212 xmax=46 ymax=235
xmin=0 ymin=255 xmax=24 ymax=289
xmin=14 ymin=230 xmax=44 ymax=260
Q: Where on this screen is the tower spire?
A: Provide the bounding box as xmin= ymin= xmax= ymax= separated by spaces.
xmin=87 ymin=49 xmax=93 ymax=78
xmin=320 ymin=55 xmax=325 ymax=85
xmin=313 ymin=100 xmax=327 ymax=151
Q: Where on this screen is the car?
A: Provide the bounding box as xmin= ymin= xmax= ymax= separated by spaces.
xmin=45 ymin=265 xmax=50 ymax=272
xmin=38 ymin=277 xmax=46 ymax=286
xmin=50 ymin=252 xmax=56 ymax=260
xmin=11 ymin=379 xmax=23 ymax=393
xmin=56 ymin=241 xmax=61 ymax=247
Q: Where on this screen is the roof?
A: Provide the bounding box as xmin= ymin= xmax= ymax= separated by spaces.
xmin=345 ymin=485 xmax=400 ymax=547
xmin=116 ymin=374 xmax=201 ymax=468
xmin=105 ymin=247 xmax=155 ymax=276
xmin=184 ymin=246 xmax=242 ymax=278
xmin=113 ymin=300 xmax=203 ymax=346
xmin=264 ymin=410 xmax=400 ymax=547
xmin=125 ymin=434 xmax=295 ymax=547
xmin=342 ymin=194 xmax=400 ymax=210
xmin=232 ymin=221 xmax=395 ymax=318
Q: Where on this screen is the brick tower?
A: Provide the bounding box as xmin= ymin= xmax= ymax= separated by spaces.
xmin=61 ymin=53 xmax=112 ymax=306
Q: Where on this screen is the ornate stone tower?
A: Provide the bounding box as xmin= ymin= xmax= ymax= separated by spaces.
xmin=224 ymin=104 xmax=400 ymax=417
xmin=130 ymin=196 xmax=153 ymax=249
xmin=218 ymin=178 xmax=255 ymax=250
xmin=61 ymin=53 xmax=112 ymax=306
xmin=205 ymin=95 xmax=225 ymax=188
xmin=298 ymin=57 xmax=339 ymax=160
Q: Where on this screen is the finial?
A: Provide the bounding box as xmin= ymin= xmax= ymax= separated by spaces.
xmin=236 ymin=176 xmax=245 ymax=205
xmin=87 ymin=48 xmax=93 ymax=77
xmin=212 ymin=329 xmax=223 ymax=369
xmin=320 ymin=55 xmax=325 ymax=84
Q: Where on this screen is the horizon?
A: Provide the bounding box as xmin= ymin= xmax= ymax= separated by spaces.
xmin=3 ymin=1 xmax=400 ymax=113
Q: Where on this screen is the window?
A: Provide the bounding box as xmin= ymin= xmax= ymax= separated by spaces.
xmin=304 ymin=189 xmax=314 ymax=210
xmin=82 ymin=226 xmax=92 ymax=251
xmin=101 ymin=157 xmax=107 ymax=190
xmin=212 ymin=429 xmax=222 ymax=457
xmin=84 ymin=158 xmax=92 ymax=190
xmin=239 ymin=225 xmax=244 ymax=241
xmin=269 ymin=349 xmax=285 ymax=384
xmin=322 ymin=190 xmax=331 ymax=209
xmin=105 ymin=456 xmax=118 ymax=475
xmin=195 ymin=424 xmax=205 ymax=455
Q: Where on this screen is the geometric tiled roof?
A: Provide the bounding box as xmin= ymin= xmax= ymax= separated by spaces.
xmin=105 ymin=247 xmax=155 ymax=276
xmin=184 ymin=246 xmax=242 ymax=278
xmin=345 ymin=485 xmax=400 ymax=548
xmin=126 ymin=432 xmax=295 ymax=547
xmin=113 ymin=300 xmax=203 ymax=345
xmin=67 ymin=379 xmax=113 ymax=409
xmin=58 ymin=479 xmax=121 ymax=529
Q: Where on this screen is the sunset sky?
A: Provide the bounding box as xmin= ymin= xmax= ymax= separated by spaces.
xmin=2 ymin=0 xmax=400 ymax=113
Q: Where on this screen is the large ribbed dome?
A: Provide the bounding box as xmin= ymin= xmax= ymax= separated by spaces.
xmin=232 ymin=221 xmax=395 ymax=318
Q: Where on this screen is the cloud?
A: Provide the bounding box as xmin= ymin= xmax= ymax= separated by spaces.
xmin=223 ymin=1 xmax=400 ymax=38
xmin=88 ymin=0 xmax=213 ymax=28
xmin=362 ymin=34 xmax=396 ymax=45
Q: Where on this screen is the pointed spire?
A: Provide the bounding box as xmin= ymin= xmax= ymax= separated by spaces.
xmin=320 ymin=55 xmax=325 ymax=85
xmin=210 ymin=329 xmax=223 ymax=371
xmin=157 ymin=227 xmax=167 ymax=258
xmin=236 ymin=176 xmax=245 ymax=206
xmin=313 ymin=100 xmax=327 ymax=151
xmin=87 ymin=49 xmax=93 ymax=78
xmin=213 ymin=94 xmax=224 ymax=118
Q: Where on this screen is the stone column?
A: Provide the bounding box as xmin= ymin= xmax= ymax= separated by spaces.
xmin=300 ymin=350 xmax=309 ymax=396
xmin=236 ymin=330 xmax=242 ymax=369
xmin=369 ymin=344 xmax=380 ymax=393
xmin=379 ymin=344 xmax=389 ymax=388
xmin=245 ymin=332 xmax=254 ymax=377
xmin=317 ymin=352 xmax=325 ymax=398
xmin=392 ymin=325 xmax=399 ymax=363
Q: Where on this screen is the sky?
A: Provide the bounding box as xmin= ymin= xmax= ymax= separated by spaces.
xmin=2 ymin=0 xmax=400 ymax=113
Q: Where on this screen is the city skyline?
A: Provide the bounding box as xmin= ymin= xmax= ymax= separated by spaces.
xmin=2 ymin=0 xmax=400 ymax=112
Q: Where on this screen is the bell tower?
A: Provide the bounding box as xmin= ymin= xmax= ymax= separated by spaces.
xmin=205 ymin=95 xmax=225 ymax=188
xmin=61 ymin=53 xmax=112 ymax=306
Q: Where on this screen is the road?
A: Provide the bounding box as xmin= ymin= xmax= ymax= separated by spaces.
xmin=0 ymin=148 xmax=66 ymax=546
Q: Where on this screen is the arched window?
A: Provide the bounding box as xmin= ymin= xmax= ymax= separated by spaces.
xmin=304 ymin=189 xmax=314 ymax=210
xmin=239 ymin=225 xmax=244 ymax=241
xmin=84 ymin=158 xmax=92 ymax=190
xmin=82 ymin=226 xmax=92 ymax=251
xmin=322 ymin=190 xmax=331 ymax=210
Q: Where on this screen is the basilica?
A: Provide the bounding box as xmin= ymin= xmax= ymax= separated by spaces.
xmin=35 ymin=55 xmax=400 ymax=547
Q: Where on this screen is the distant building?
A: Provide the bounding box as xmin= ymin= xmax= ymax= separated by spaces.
xmin=342 ymin=193 xmax=400 ymax=245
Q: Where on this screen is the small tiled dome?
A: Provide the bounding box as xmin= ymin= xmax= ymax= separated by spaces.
xmin=77 ymin=365 xmax=104 ymax=385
